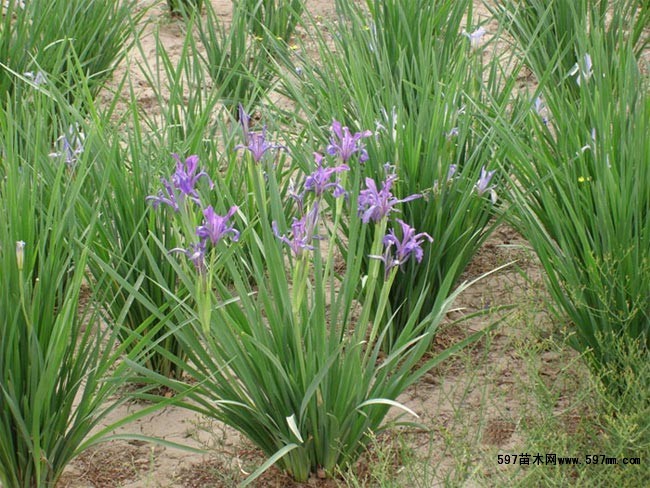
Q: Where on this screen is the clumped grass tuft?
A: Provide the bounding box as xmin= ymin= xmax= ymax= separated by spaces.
xmin=490 ymin=12 xmax=649 ymax=393
xmin=0 ymin=79 xmax=165 ymax=488
xmin=491 ymin=0 xmax=650 ymax=100
xmin=0 ymin=0 xmax=138 ymax=107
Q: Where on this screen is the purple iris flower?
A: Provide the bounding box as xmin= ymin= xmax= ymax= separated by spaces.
xmin=273 ymin=203 xmax=320 ymax=257
xmin=447 ymin=127 xmax=460 ymax=139
xmin=463 ymin=26 xmax=487 ymax=50
xmin=357 ymin=172 xmax=421 ymax=223
xmin=147 ymin=154 xmax=213 ymax=210
xmin=327 ymin=119 xmax=373 ymax=163
xmin=171 ymin=241 xmax=207 ymax=275
xmin=196 ymin=206 xmax=240 ymax=245
xmin=475 ymin=166 xmax=496 ymax=195
xmin=475 ymin=166 xmax=498 ymax=204
xmin=238 ymin=103 xmax=251 ymax=140
xmin=534 ymin=97 xmax=549 ymax=125
xmin=171 ymin=154 xmax=214 ymax=199
xmin=384 ymin=220 xmax=433 ymax=264
xmin=146 ymin=178 xmax=179 ymax=211
xmin=49 ymin=125 xmax=84 ymax=167
xmin=304 ymin=152 xmax=349 ymax=197
xmin=372 ymin=219 xmax=433 ymax=277
xmin=237 ymin=129 xmax=279 ymax=162
xmin=236 ymin=104 xmax=283 ymax=163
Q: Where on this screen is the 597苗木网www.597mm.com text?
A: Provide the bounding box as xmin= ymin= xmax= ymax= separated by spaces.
xmin=497 ymin=453 xmax=641 ymax=466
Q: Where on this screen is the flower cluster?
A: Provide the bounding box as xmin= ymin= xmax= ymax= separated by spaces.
xmin=146 ymin=154 xmax=213 ymax=211
xmin=274 ymin=120 xmax=363 ymax=257
xmin=356 ymin=165 xmax=432 ymax=278
xmin=371 ymin=220 xmax=433 ymax=278
xmin=327 ymin=120 xmax=372 ymax=163
xmin=357 ymin=166 xmax=421 ymax=223
xmin=148 ymin=154 xmax=236 ymax=274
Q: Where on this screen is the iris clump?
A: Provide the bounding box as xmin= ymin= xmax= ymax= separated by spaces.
xmin=0 ymin=89 xmax=168 ymax=488
xmin=2 ymin=0 xmax=648 ymax=486
xmin=148 ymin=155 xmax=238 ymax=269
xmin=279 ymin=0 xmax=506 ymax=348
xmin=0 ymin=0 xmax=138 ymax=109
xmin=139 ymin=109 xmax=479 ymax=485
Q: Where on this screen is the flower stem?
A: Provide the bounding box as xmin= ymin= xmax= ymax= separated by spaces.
xmin=355 ymin=219 xmax=387 ymax=344
xmin=364 ymin=265 xmax=398 ymax=361
xmin=323 ymin=171 xmax=348 ymax=282
xmin=18 ymin=272 xmax=32 ymax=334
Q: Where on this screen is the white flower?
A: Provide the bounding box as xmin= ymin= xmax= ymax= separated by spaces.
xmin=3 ymin=0 xmax=26 ymax=10
xmin=569 ymin=53 xmax=593 ymax=86
xmin=580 ymin=128 xmax=596 ymax=153
xmin=23 ymin=70 xmax=47 ymax=86
xmin=375 ymin=106 xmax=399 ymax=142
xmin=463 ymin=27 xmax=487 ymax=50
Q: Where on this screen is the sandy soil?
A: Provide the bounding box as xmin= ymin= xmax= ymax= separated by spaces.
xmin=56 ymin=1 xmax=569 ymax=487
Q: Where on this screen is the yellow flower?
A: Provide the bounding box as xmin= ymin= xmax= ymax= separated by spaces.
xmin=578 ymin=176 xmax=586 ymax=183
